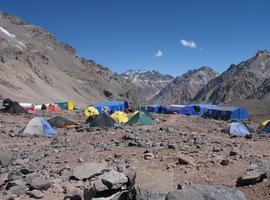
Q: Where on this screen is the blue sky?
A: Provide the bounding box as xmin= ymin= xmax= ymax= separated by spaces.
xmin=1 ymin=0 xmax=270 ymax=76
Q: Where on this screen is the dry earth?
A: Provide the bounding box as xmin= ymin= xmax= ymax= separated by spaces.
xmin=0 ymin=111 xmax=270 ymax=199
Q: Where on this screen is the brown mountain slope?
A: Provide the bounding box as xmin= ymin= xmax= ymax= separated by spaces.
xmin=0 ymin=12 xmax=142 ymax=107
xmin=193 ymin=50 xmax=270 ymax=104
xmin=151 ymin=66 xmax=218 ymax=104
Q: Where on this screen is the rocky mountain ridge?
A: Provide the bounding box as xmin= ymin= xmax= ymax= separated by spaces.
xmin=152 ymin=66 xmax=218 ymax=104
xmin=120 ymin=70 xmax=173 ymax=100
xmin=193 ymin=50 xmax=270 ymax=104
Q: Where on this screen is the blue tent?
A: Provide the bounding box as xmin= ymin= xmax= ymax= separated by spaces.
xmin=93 ymin=100 xmax=128 ymax=114
xmin=179 ymin=104 xmax=216 ymax=116
xmin=21 ymin=117 xmax=58 ymax=137
xmin=160 ymin=105 xmax=186 ymax=114
xmin=229 ymin=122 xmax=250 ymax=137
xmin=145 ymin=105 xmax=162 ymax=113
xmin=203 ymin=106 xmax=249 ymax=120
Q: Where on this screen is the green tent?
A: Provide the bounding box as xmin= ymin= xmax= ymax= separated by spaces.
xmin=48 ymin=116 xmax=77 ymax=128
xmin=126 ymin=110 xmax=155 ymax=125
xmin=85 ymin=113 xmax=117 ymax=128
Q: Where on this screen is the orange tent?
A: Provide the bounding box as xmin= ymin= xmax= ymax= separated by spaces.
xmin=46 ymin=104 xmax=61 ymax=112
xmin=26 ymin=107 xmax=37 ymax=115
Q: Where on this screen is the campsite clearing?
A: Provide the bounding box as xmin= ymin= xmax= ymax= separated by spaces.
xmin=0 ymin=111 xmax=270 ymax=200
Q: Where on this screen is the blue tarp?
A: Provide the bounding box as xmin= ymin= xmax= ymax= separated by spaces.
xmin=179 ymin=104 xmax=217 ymax=116
xmin=229 ymin=122 xmax=250 ymax=137
xmin=203 ymin=106 xmax=249 ymax=120
xmin=93 ymin=100 xmax=128 ymax=113
xmin=179 ymin=104 xmax=248 ymax=120
xmin=161 ymin=105 xmax=185 ymax=114
xmin=145 ymin=105 xmax=163 ymax=113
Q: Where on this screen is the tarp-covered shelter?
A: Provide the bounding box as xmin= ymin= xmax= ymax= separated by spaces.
xmin=126 ymin=110 xmax=155 ymax=125
xmin=93 ymin=100 xmax=128 ymax=114
xmin=20 ymin=117 xmax=58 ymax=137
xmin=48 ymin=116 xmax=77 ymax=128
xmin=161 ymin=105 xmax=186 ymax=114
xmin=203 ymin=106 xmax=249 ymax=120
xmin=85 ymin=113 xmax=117 ymax=128
xmin=111 ymin=111 xmax=129 ymax=124
xmin=1 ymin=98 xmax=27 ymax=114
xmin=145 ymin=105 xmax=162 ymax=113
xmin=179 ymin=104 xmax=218 ymax=116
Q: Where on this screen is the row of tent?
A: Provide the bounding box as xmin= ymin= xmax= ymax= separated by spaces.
xmin=18 ymin=114 xmax=270 ymax=138
xmin=19 ymin=110 xmax=156 ymax=137
xmin=1 ymin=99 xmax=64 ymax=114
xmin=145 ymin=104 xmax=249 ymax=120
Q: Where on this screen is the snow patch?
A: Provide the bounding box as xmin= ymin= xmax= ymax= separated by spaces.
xmin=0 ymin=26 xmax=26 ymax=48
xmin=0 ymin=27 xmax=16 ymax=39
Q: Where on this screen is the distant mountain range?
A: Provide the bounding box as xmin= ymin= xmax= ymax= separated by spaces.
xmin=120 ymin=70 xmax=173 ymax=100
xmin=151 ymin=66 xmax=218 ymax=104
xmin=193 ymin=50 xmax=270 ymax=104
xmin=0 ymin=11 xmax=270 ymax=116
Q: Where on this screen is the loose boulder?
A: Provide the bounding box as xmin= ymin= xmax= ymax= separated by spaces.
xmin=0 ymin=152 xmax=13 ymax=167
xmin=237 ymin=159 xmax=270 ymax=187
xmin=166 ymin=185 xmax=246 ymax=200
xmin=72 ymin=162 xmax=108 ymax=180
xmin=99 ymin=170 xmax=128 ymax=189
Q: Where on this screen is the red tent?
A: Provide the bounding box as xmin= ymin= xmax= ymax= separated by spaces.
xmin=46 ymin=104 xmax=61 ymax=112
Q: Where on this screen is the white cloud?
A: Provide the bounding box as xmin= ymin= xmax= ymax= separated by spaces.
xmin=155 ymin=50 xmax=163 ymax=57
xmin=180 ymin=39 xmax=197 ymax=48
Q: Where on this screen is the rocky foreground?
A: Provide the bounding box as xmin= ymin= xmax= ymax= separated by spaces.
xmin=0 ymin=111 xmax=270 ymax=200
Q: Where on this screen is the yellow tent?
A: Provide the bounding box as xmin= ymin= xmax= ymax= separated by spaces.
xmin=259 ymin=120 xmax=270 ymax=129
xmin=133 ymin=111 xmax=139 ymax=116
xmin=84 ymin=106 xmax=99 ymax=117
xmin=111 ymin=111 xmax=129 ymax=124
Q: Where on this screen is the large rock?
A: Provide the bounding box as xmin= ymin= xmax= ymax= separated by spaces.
xmin=237 ymin=159 xmax=270 ymax=186
xmin=100 ymin=170 xmax=128 ymax=189
xmin=73 ymin=162 xmax=108 ymax=180
xmin=177 ymin=154 xmax=195 ymax=166
xmin=64 ymin=185 xmax=83 ymax=200
xmin=0 ymin=152 xmax=13 ymax=167
xmin=27 ymin=190 xmax=44 ymax=199
xmin=30 ymin=176 xmax=51 ymax=190
xmin=135 ymin=168 xmax=173 ymax=200
xmin=9 ymin=184 xmax=28 ymax=197
xmin=166 ymin=185 xmax=246 ymax=200
xmin=0 ymin=172 xmax=8 ymax=186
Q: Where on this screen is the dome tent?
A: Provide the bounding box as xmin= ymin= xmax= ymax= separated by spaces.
xmin=48 ymin=116 xmax=77 ymax=128
xmin=20 ymin=117 xmax=58 ymax=137
xmin=85 ymin=113 xmax=117 ymax=128
xmin=84 ymin=106 xmax=99 ymax=117
xmin=111 ymin=111 xmax=129 ymax=124
xmin=229 ymin=122 xmax=250 ymax=137
xmin=126 ymin=110 xmax=155 ymax=125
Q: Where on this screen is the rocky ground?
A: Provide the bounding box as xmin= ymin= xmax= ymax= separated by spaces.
xmin=0 ymin=111 xmax=270 ymax=200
